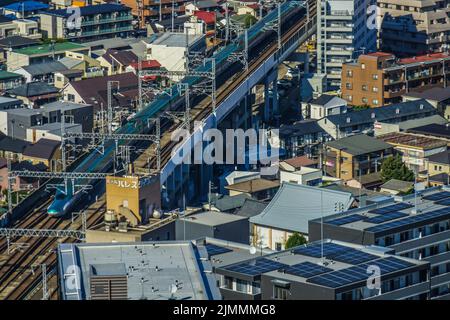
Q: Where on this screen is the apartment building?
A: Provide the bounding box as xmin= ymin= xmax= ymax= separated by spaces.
xmin=309 ymin=187 xmax=450 ymax=299
xmin=378 ymin=0 xmax=450 ymax=56
xmin=0 ymin=16 xmax=41 ymax=39
xmin=378 ymin=132 xmax=448 ymax=172
xmin=323 ymin=134 xmax=394 ymax=181
xmin=341 ymin=52 xmax=450 ymax=107
xmin=121 ymin=0 xmax=189 ymax=28
xmin=215 ymin=239 xmax=430 ymax=300
xmin=317 ymin=0 xmax=377 ymax=89
xmin=6 ymin=42 xmax=90 ymax=71
xmin=39 ymin=4 xmax=133 ymax=42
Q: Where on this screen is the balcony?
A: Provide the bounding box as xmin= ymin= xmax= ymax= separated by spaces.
xmin=78 ymin=25 xmax=133 ymax=37
xmin=81 ymin=14 xmax=133 ymax=26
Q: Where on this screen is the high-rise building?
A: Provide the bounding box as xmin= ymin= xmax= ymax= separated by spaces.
xmin=378 ymin=0 xmax=450 ymax=56
xmin=317 ymin=0 xmax=377 ymax=90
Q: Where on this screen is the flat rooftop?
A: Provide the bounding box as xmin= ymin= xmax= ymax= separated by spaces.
xmin=180 ymin=211 xmax=247 ymax=227
xmin=311 ymin=186 xmax=450 ymax=236
xmin=378 ymin=132 xmax=448 ymax=150
xmin=13 ymin=42 xmax=87 ymax=56
xmin=215 ymin=239 xmax=426 ymax=289
xmin=58 ymin=241 xmax=215 ymax=300
xmin=152 ymin=32 xmax=203 ymax=47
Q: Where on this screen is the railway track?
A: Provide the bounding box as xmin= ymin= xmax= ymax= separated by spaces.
xmin=148 ymin=1 xmax=317 ymax=170
xmin=0 ymin=201 xmax=105 ymax=300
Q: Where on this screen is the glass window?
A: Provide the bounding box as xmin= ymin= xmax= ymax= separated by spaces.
xmin=372 ymin=74 xmax=378 ymax=80
xmin=273 ymin=286 xmax=289 ymax=300
xmin=236 ymin=279 xmax=248 ymax=293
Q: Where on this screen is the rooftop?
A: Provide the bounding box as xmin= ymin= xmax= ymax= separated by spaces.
xmin=0 ymin=71 xmax=23 ymax=81
xmin=380 ymin=179 xmax=414 ymax=193
xmin=23 ymin=138 xmax=60 ymax=160
xmin=225 ymin=178 xmax=280 ymax=193
xmin=404 ymin=86 xmax=450 ymax=102
xmin=0 ymin=35 xmax=40 ymax=48
xmin=2 ymin=1 xmax=49 ymax=12
xmin=399 ymin=53 xmax=450 ymax=65
xmin=58 ymin=241 xmax=216 ymax=300
xmin=325 ymin=99 xmax=435 ymax=127
xmin=13 ymin=42 xmax=87 ymax=56
xmin=250 ymin=183 xmax=354 ymax=234
xmin=378 ymin=132 xmax=448 ymax=150
xmin=426 ymin=149 xmax=450 ymax=165
xmin=181 ymin=211 xmax=247 ymax=227
xmin=42 ymin=3 xmax=131 ymax=18
xmin=280 ymin=155 xmax=318 ymax=170
xmin=20 ymin=61 xmax=68 ymax=76
xmin=215 ymin=239 xmax=426 ymax=290
xmin=153 ymin=32 xmax=203 ymax=47
xmin=407 ymin=124 xmax=450 ymax=140
xmin=310 ymin=187 xmax=450 ymax=236
xmin=8 ymin=82 xmax=59 ymax=97
xmin=325 ymin=134 xmax=392 ymax=156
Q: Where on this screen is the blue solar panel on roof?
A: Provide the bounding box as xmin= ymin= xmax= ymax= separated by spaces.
xmin=368 ymin=203 xmax=413 ymax=214
xmin=224 ymin=258 xmax=288 ymax=276
xmin=366 ymin=207 xmax=450 ymax=233
xmin=326 ymin=214 xmax=365 ymax=226
xmin=307 ymin=257 xmax=415 ymax=288
xmin=423 ymin=191 xmax=450 ymax=201
xmin=332 ymin=250 xmax=378 ymax=265
xmin=204 ymin=244 xmax=232 ymax=257
xmin=364 ymin=211 xmax=409 ymax=224
xmin=435 ymin=198 xmax=450 ymax=206
xmin=293 ymin=242 xmax=348 ymax=257
xmin=282 ymin=262 xmax=333 ymax=278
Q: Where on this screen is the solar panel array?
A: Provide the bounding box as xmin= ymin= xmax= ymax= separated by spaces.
xmin=422 ymin=191 xmax=450 ymax=201
xmin=307 ymin=257 xmax=415 ymax=288
xmin=204 ymin=244 xmax=232 ymax=257
xmin=364 ymin=211 xmax=409 ymax=224
xmin=326 ymin=214 xmax=365 ymax=226
xmin=293 ymin=242 xmax=378 ymax=265
xmin=293 ymin=242 xmax=347 ymax=258
xmin=368 ymin=203 xmax=413 ymax=214
xmin=435 ymin=198 xmax=450 ymax=206
xmin=224 ymin=258 xmax=288 ymax=276
xmin=366 ymin=207 xmax=450 ymax=233
xmin=282 ymin=262 xmax=333 ymax=278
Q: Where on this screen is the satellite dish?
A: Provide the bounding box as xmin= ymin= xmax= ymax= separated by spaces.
xmin=249 ymin=246 xmax=257 ymax=255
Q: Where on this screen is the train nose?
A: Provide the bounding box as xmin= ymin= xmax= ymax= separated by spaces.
xmin=48 ymin=209 xmax=60 ymax=216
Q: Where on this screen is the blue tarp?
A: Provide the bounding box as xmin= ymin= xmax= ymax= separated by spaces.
xmin=2 ymin=1 xmax=49 ymax=12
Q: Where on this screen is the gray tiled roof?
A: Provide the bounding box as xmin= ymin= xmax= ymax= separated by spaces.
xmin=325 ymin=134 xmax=392 ymax=156
xmin=250 ymin=183 xmax=354 ymax=234
xmin=325 ymin=99 xmax=434 ymax=127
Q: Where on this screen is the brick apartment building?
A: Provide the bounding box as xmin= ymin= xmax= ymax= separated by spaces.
xmin=341 ymin=52 xmax=450 ymax=107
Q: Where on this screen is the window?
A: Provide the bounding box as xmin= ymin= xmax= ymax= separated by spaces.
xmin=347 ymin=95 xmax=353 ymax=101
xmin=362 ymin=85 xmax=368 ymax=91
xmin=361 ymin=63 xmax=366 ymax=69
xmin=362 ymin=97 xmax=368 ymax=103
xmin=236 ymin=279 xmax=248 ymax=293
xmin=275 ymin=242 xmax=282 ymax=251
xmin=273 ymin=286 xmax=289 ymax=300
xmin=372 ymin=99 xmax=379 ymax=105
xmin=346 ymin=82 xmax=352 ymax=90
xmin=372 ymin=86 xmax=378 ymax=92
xmin=223 ymin=276 xmax=233 ymax=290
xmin=67 ymin=94 xmax=75 ymax=102
xmin=372 ymin=74 xmax=378 ymax=80
xmin=347 ymin=70 xmax=353 ymax=77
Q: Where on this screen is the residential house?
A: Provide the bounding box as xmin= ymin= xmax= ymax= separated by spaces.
xmin=378 ymin=132 xmax=448 ymax=172
xmin=402 ymin=87 xmax=450 ymax=120
xmin=249 ymin=183 xmax=354 ymax=250
xmin=425 ymin=150 xmax=450 ymax=187
xmin=0 ymin=135 xmax=31 ymax=161
xmin=0 ymin=158 xmax=46 ymax=192
xmin=278 ymin=120 xmax=331 ymax=159
xmin=26 ymin=122 xmax=82 ymax=143
xmin=323 ymin=134 xmax=394 ymax=181
xmin=318 ymin=99 xmax=437 ymax=139
xmin=22 ymin=138 xmax=61 ymax=171
xmin=301 ymin=94 xmax=347 ymax=120
xmin=0 ymin=97 xmax=23 ymax=110
xmin=6 ymin=42 xmax=89 ymax=71
xmin=0 ymin=71 xmax=23 ymax=93
xmin=6 ymin=82 xmax=60 ymax=108
xmin=379 ymin=179 xmax=414 ymax=195
xmin=53 ymin=69 xmax=84 ymax=89
xmin=280 ymin=166 xmax=323 ymax=186
xmin=279 ymin=155 xmax=318 ymax=172
xmin=185 ymin=0 xmax=221 ymax=15
xmin=373 ymin=115 xmax=448 ymax=137
xmin=98 ymin=49 xmax=139 ymax=76
xmin=0 ymin=16 xmax=41 ymax=39
xmin=12 ymin=61 xmax=68 ymax=83
xmin=0 ymin=36 xmax=40 ymax=63
xmin=225 ymin=178 xmax=280 ymax=201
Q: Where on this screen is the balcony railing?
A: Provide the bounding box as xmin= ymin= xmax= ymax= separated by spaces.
xmin=78 ymin=25 xmax=133 ymax=37
xmin=81 ymin=15 xmax=133 ymax=26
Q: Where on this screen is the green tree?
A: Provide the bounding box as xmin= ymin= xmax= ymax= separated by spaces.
xmin=285 ymin=232 xmax=307 ymax=249
xmin=380 ymin=154 xmax=414 ymax=182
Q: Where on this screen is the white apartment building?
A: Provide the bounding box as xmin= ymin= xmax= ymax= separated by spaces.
xmin=378 ymin=0 xmax=450 ymax=56
xmin=317 ymin=0 xmax=377 ymax=89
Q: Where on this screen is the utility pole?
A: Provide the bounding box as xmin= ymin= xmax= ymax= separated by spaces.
xmin=7 ymin=158 xmax=13 ymax=217
xmin=107 ymin=81 xmax=120 ymax=135
xmin=172 ymin=0 xmax=175 ymax=32
xmin=208 ymin=180 xmax=213 ymax=211
xmin=41 ymin=264 xmax=49 ymax=300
